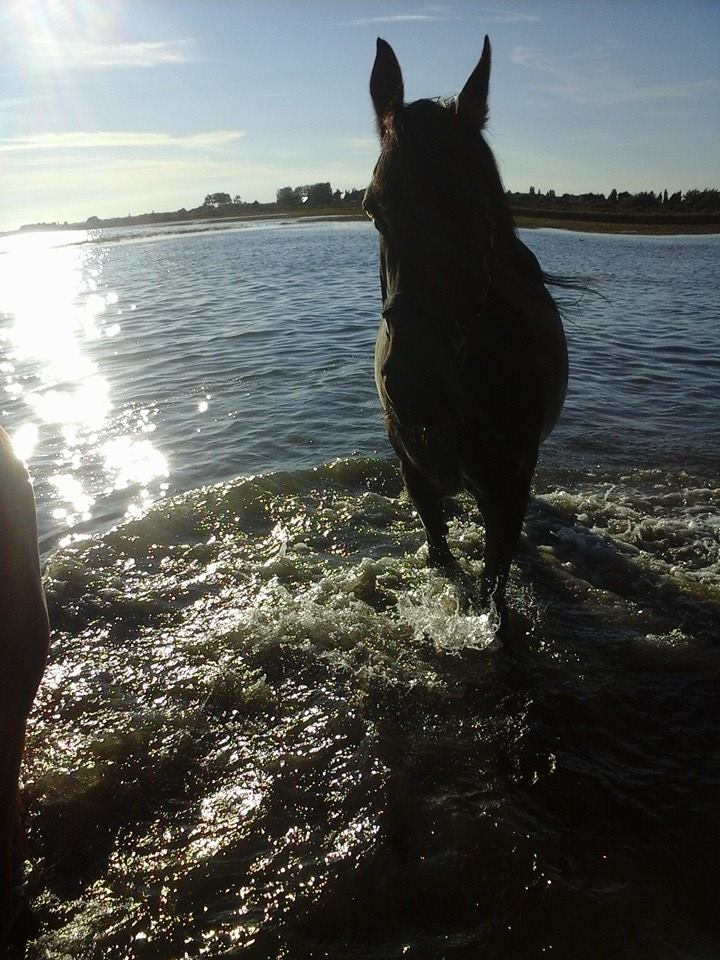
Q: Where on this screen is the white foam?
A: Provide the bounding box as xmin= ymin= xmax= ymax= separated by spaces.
xmin=397 ymin=573 xmax=500 ymax=654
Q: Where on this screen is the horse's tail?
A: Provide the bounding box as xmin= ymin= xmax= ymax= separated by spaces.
xmin=544 ymin=272 xmax=610 ymax=312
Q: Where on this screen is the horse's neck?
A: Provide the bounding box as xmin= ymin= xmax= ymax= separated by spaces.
xmin=477 ymin=232 xmax=550 ymax=319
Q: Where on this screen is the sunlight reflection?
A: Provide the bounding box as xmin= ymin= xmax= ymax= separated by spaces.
xmin=0 ymin=230 xmax=168 ymax=533
xmin=28 ymin=375 xmax=110 ymax=428
xmin=102 ymin=437 xmax=169 ymax=490
xmin=186 ymin=782 xmax=264 ymax=862
xmin=48 ymin=473 xmax=95 ymax=524
xmin=11 ymin=422 xmax=39 ymax=462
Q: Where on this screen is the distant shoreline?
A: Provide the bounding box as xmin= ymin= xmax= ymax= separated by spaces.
xmin=513 ymin=214 xmax=720 ymax=235
xmin=14 ymin=204 xmax=720 ymax=237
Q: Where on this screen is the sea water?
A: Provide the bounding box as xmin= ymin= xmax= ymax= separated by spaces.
xmin=1 ymin=221 xmax=718 ymax=958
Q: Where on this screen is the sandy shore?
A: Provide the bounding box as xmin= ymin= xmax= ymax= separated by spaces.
xmin=236 ymin=209 xmax=720 ymax=236
xmin=512 ymin=214 xmax=720 ymax=235
xmin=223 ymin=209 xmax=720 ymax=236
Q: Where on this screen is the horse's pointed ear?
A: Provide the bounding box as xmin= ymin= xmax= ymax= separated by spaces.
xmin=457 ymin=35 xmax=491 ymax=130
xmin=370 ymin=38 xmax=404 ymax=137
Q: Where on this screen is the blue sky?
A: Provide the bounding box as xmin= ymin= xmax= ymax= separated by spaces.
xmin=1 ymin=0 xmax=718 ymax=230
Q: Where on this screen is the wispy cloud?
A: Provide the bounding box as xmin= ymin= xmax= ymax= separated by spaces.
xmin=0 ymin=130 xmax=245 ymax=152
xmin=346 ymin=6 xmax=539 ymax=27
xmin=30 ymin=38 xmax=198 ymax=69
xmin=510 ymin=45 xmax=717 ymax=105
xmin=0 ymin=97 xmax=41 ymax=110
xmin=482 ymin=7 xmax=540 ymax=23
xmin=347 ymin=14 xmax=443 ymax=26
xmin=340 ymin=137 xmax=377 ymax=151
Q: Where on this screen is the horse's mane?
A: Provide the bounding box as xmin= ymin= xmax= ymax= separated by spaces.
xmin=391 ymin=97 xmax=605 ymax=310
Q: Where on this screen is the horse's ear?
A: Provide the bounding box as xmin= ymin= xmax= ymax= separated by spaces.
xmin=457 ymin=35 xmax=491 ymax=130
xmin=370 ymin=38 xmax=404 ymax=137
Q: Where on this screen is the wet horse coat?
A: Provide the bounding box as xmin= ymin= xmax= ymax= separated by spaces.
xmin=365 ymin=37 xmax=568 ymax=611
xmin=0 ymin=426 xmax=49 ymax=938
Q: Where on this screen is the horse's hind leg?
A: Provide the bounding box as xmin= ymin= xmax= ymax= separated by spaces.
xmin=400 ymin=459 xmax=453 ymax=567
xmin=473 ymin=457 xmax=535 ymax=611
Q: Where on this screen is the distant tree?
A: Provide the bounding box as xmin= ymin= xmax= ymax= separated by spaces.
xmin=277 ymin=182 xmax=335 ymax=206
xmin=306 ymin=182 xmax=333 ymax=206
xmin=632 ymin=191 xmax=660 ymax=209
xmin=203 ymin=192 xmax=232 ymax=207
xmin=663 ymin=189 xmax=668 ymax=204
xmin=233 ymin=194 xmax=242 ymax=205
xmin=546 ymin=188 xmax=556 ymax=198
xmin=684 ymin=188 xmax=720 ymax=211
xmin=528 ymin=185 xmax=535 ymax=195
xmin=276 ymin=186 xmax=300 ymax=206
xmin=609 ymin=187 xmax=617 ymax=202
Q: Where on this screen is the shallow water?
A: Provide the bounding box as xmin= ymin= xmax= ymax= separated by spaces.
xmin=1 ymin=222 xmax=719 ymax=958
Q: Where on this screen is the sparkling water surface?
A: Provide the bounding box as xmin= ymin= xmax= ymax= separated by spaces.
xmin=1 ymin=221 xmax=718 ymax=959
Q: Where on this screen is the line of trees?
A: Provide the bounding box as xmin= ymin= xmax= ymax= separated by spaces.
xmin=510 ymin=187 xmax=720 ymax=213
xmin=275 ymin=183 xmax=365 ymax=207
xmin=200 ymin=184 xmax=720 ymax=215
xmin=198 ymin=184 xmax=366 ymax=210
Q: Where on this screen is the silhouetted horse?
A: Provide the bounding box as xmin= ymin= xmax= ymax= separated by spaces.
xmin=366 ymin=37 xmax=568 ymax=614
xmin=0 ymin=425 xmax=49 ymax=941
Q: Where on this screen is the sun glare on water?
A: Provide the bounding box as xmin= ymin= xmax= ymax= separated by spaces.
xmin=0 ymin=231 xmax=168 ymax=534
